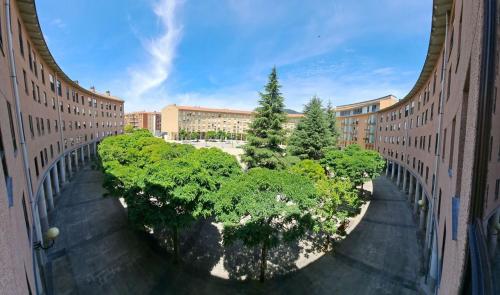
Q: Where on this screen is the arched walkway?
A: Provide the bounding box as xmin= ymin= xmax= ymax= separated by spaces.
xmin=47 ymin=167 xmax=421 ymax=295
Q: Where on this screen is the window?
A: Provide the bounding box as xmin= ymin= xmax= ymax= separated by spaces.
xmin=495 ymin=179 xmax=500 ymax=200
xmin=437 ymin=189 xmax=442 ymax=221
xmin=6 ymin=102 xmax=17 ymax=153
xmin=49 ymin=74 xmax=55 ymax=92
xmin=44 ymin=148 xmax=48 ymax=164
xmin=22 ymin=195 xmax=30 ymax=240
xmin=28 ymin=42 xmax=32 ymax=71
xmin=40 ymin=151 xmax=44 ymax=167
xmin=41 ymin=64 xmax=45 ymax=84
xmin=447 ymin=66 xmax=452 ymax=101
xmin=442 ymin=128 xmax=447 ymax=161
xmin=35 ymin=117 xmax=40 ymax=136
xmin=449 ymin=117 xmax=456 ymax=171
xmin=47 ymin=119 xmax=51 ymax=134
xmin=50 ymin=144 xmax=53 ymax=158
xmin=23 ymin=70 xmax=28 ymax=94
xmin=18 ymin=20 xmax=24 ymax=57
xmin=57 ymin=80 xmax=62 ymax=96
xmin=34 ymin=157 xmax=39 ymax=176
xmin=0 ymin=126 xmax=10 ymax=186
xmin=28 ymin=115 xmax=34 ymax=137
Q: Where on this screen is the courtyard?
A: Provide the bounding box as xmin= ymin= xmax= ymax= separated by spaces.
xmin=46 ymin=164 xmax=421 ymax=295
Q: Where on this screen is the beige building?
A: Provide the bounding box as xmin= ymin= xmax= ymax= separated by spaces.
xmin=375 ymin=0 xmax=500 ymax=294
xmin=0 ymin=1 xmax=124 ymax=294
xmin=335 ymin=95 xmax=398 ymax=149
xmin=124 ymin=111 xmax=161 ymax=135
xmin=161 ymin=104 xmax=303 ymax=140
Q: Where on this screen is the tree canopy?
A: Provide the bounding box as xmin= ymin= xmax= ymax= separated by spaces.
xmin=211 ymin=168 xmax=318 ymax=281
xmin=98 ymin=130 xmax=241 ymax=262
xmin=242 ymin=67 xmax=287 ymax=170
xmin=288 ymin=96 xmax=333 ymax=160
xmin=325 ymin=100 xmax=339 ymax=146
xmin=321 ymin=144 xmax=385 ymax=188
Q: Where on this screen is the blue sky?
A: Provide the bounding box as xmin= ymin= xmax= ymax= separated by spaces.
xmin=37 ymin=0 xmax=432 ymax=112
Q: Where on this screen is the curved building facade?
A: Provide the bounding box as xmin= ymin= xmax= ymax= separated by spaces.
xmin=0 ymin=0 xmax=124 ymax=294
xmin=374 ymin=0 xmax=499 ymax=293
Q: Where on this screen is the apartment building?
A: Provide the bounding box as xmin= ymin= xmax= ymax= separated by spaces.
xmin=335 ymin=95 xmax=398 ymax=149
xmin=161 ymin=104 xmax=303 ymax=140
xmin=0 ymin=1 xmax=124 ymax=294
xmin=124 ymin=111 xmax=161 ymax=135
xmin=374 ymin=0 xmax=500 ymax=293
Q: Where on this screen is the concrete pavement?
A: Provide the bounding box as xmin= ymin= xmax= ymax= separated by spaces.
xmin=48 ymin=166 xmax=421 ymax=295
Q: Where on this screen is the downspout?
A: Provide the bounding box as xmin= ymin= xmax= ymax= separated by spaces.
xmin=4 ymin=1 xmax=41 ymax=294
xmin=427 ymin=9 xmax=448 ymax=293
xmin=55 ymin=72 xmax=65 ymax=172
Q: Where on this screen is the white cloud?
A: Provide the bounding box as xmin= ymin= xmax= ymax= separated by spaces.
xmin=125 ymin=0 xmax=183 ymax=103
xmin=50 ymin=18 xmax=66 ymax=29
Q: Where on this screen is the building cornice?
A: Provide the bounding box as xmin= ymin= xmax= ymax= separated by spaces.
xmin=381 ymin=0 xmax=453 ymax=112
xmin=16 ymin=0 xmax=124 ymax=102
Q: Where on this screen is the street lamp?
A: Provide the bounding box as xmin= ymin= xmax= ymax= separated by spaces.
xmin=33 ymin=227 xmax=60 ymax=250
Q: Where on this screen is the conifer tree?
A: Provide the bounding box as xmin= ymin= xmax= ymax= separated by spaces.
xmin=325 ymin=100 xmax=339 ymax=146
xmin=242 ymin=67 xmax=287 ymax=169
xmin=288 ymin=96 xmax=332 ymax=160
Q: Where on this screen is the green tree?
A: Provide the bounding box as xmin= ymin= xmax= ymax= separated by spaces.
xmin=98 ymin=130 xmax=238 ymax=263
xmin=321 ymin=144 xmax=385 ymax=190
xmin=143 ymin=157 xmax=216 ymax=263
xmin=313 ymin=178 xmax=359 ymax=247
xmin=242 ymin=67 xmax=287 ymax=170
xmin=325 ymin=100 xmax=339 ymax=146
xmin=124 ymin=124 xmax=135 ymax=133
xmin=289 ymin=159 xmax=326 ymax=183
xmin=212 ymin=168 xmax=318 ymax=281
xmin=288 ymin=96 xmax=332 ymax=160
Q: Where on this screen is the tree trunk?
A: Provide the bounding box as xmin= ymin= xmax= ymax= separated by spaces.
xmin=259 ymin=243 xmax=267 ymax=282
xmin=173 ymin=226 xmax=180 ymax=264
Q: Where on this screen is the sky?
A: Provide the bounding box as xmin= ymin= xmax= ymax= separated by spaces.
xmin=36 ymin=0 xmax=432 ymax=113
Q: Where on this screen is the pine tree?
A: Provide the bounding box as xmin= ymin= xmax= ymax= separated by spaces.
xmin=288 ymin=96 xmax=332 ymax=160
xmin=242 ymin=67 xmax=287 ymax=169
xmin=325 ymin=100 xmax=339 ymax=146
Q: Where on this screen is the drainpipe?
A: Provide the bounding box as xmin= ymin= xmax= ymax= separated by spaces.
xmin=4 ymin=1 xmax=41 ymax=294
xmin=54 ymin=72 xmax=66 ymax=182
xmin=426 ymin=10 xmax=449 ymax=293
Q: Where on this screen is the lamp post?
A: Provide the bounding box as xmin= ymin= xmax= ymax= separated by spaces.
xmin=33 ymin=227 xmax=60 ymax=250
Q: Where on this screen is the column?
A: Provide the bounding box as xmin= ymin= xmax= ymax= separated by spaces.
xmin=419 ymin=192 xmax=427 ymax=231
xmin=391 ymin=162 xmax=396 ymax=180
xmin=87 ymin=144 xmax=91 ymax=161
xmin=51 ymin=166 xmax=60 ymax=195
xmin=403 ymin=168 xmax=408 ymax=193
xmin=385 ymin=159 xmax=390 ymax=176
xmin=74 ymin=150 xmax=79 ymax=171
xmin=414 ymin=182 xmax=420 ymax=215
xmin=93 ymin=142 xmax=97 ymax=158
xmin=408 ymin=175 xmax=414 ymax=202
xmin=59 ymin=157 xmax=66 ymax=184
xmin=38 ymin=188 xmax=49 ymax=234
xmin=80 ymin=146 xmax=85 ymax=164
xmin=33 ymin=204 xmax=43 ymax=248
xmin=67 ymin=154 xmax=73 ymax=178
xmin=396 ymin=165 xmax=402 ymax=187
xmin=489 ymin=210 xmax=500 ymax=258
xmin=428 ymin=233 xmax=438 ymax=290
xmin=44 ymin=174 xmax=54 ymax=211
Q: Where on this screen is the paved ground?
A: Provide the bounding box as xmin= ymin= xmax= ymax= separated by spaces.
xmin=48 ymin=166 xmax=421 ymax=295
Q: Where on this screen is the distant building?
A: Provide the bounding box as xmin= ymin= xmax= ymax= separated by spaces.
xmin=124 ymin=111 xmax=161 ymax=135
xmin=161 ymin=104 xmax=303 ymax=140
xmin=335 ymin=95 xmax=398 ymax=149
